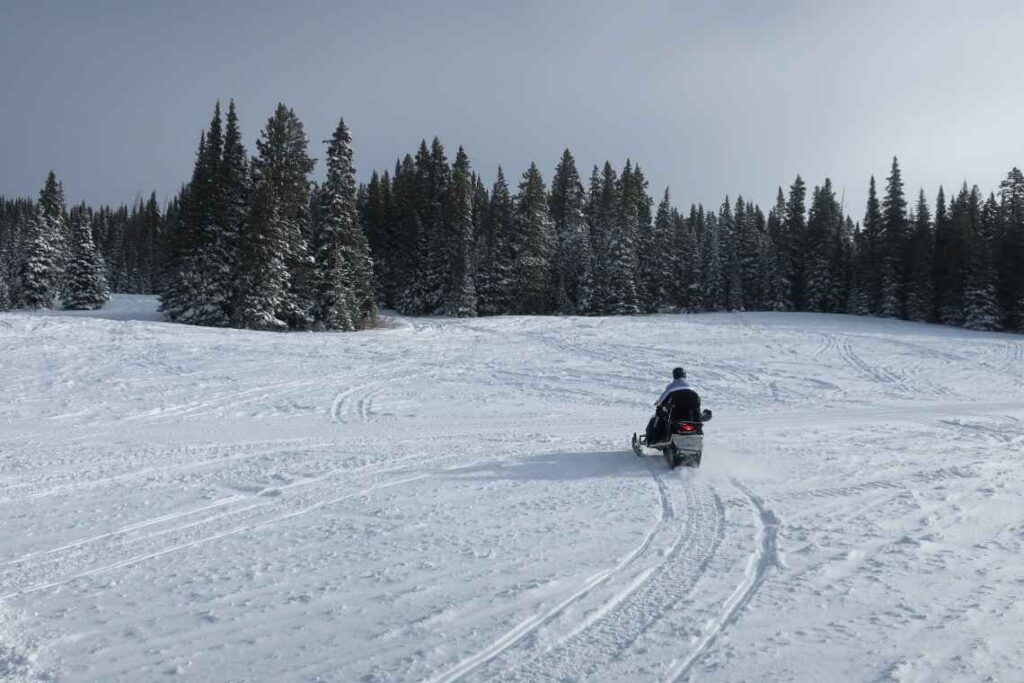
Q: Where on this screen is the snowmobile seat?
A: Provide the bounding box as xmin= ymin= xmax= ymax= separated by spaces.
xmin=660 ymin=389 xmax=702 ymax=423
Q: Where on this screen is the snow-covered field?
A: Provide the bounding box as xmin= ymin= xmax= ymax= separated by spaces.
xmin=2 ymin=295 xmax=1023 ymax=682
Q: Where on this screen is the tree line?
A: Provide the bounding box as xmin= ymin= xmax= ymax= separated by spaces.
xmin=1 ymin=100 xmax=1022 ymax=333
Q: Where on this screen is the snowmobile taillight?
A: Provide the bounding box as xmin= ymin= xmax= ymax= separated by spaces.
xmin=679 ymin=423 xmax=695 ymax=433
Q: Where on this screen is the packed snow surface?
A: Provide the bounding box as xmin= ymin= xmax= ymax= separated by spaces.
xmin=2 ymin=295 xmax=1024 ymax=682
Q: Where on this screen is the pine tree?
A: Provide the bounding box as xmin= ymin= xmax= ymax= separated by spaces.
xmin=674 ymin=206 xmax=703 ymax=310
xmin=803 ymin=181 xmax=842 ymax=312
xmin=235 ymin=104 xmax=315 ymax=330
xmin=781 ymin=177 xmax=807 ymax=309
xmin=312 ymin=117 xmax=376 ymax=330
xmin=701 ymin=211 xmax=725 ymax=311
xmin=905 ymin=189 xmax=935 ymax=322
xmin=933 ymin=186 xmax=964 ymax=325
xmin=512 ymin=163 xmax=552 ymax=314
xmin=421 ymin=138 xmax=452 ymax=313
xmin=38 ymin=171 xmax=69 ymax=294
xmin=62 ymin=211 xmax=110 ymax=310
xmin=439 ymin=146 xmax=477 ymax=317
xmin=362 ymin=171 xmax=391 ymax=306
xmin=767 ymin=188 xmax=792 ymax=310
xmin=879 ymin=158 xmax=908 ymax=318
xmin=963 ymin=190 xmax=1002 ymax=330
xmin=586 ymin=165 xmax=611 ymax=314
xmin=161 ymin=104 xmax=234 ymax=327
xmin=549 ymin=149 xmax=592 ymax=314
xmin=605 ymin=161 xmax=640 ymax=315
xmin=476 ymin=167 xmax=516 ymax=315
xmin=19 ymin=206 xmax=61 ymax=309
xmin=217 ymin=99 xmax=248 ymax=318
xmin=998 ymin=168 xmax=1024 ymax=330
xmin=721 ymin=198 xmax=743 ymax=311
xmin=641 ymin=188 xmax=675 ymax=312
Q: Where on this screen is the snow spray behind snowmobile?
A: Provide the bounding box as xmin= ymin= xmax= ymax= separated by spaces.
xmin=632 ymin=388 xmax=712 ymax=469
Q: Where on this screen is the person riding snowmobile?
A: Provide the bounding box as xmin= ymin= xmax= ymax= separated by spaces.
xmin=656 ymin=366 xmax=694 ymax=406
xmin=646 ymin=367 xmax=701 ymax=445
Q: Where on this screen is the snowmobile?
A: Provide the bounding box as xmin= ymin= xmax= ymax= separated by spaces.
xmin=631 ymin=389 xmax=712 ymax=469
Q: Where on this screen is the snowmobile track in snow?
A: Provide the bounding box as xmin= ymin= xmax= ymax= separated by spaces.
xmin=665 ymin=478 xmax=780 ymax=682
xmin=0 ymin=472 xmax=431 ymax=603
xmin=428 ymin=461 xmax=678 ymax=683
xmin=465 ymin=472 xmax=726 ymax=683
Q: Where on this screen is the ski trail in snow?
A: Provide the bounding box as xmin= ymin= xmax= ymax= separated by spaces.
xmin=0 ymin=474 xmax=429 ymax=603
xmin=427 ymin=462 xmax=673 ymax=683
xmin=2 ymin=452 xmax=476 ymax=584
xmin=664 ymin=478 xmax=780 ymax=682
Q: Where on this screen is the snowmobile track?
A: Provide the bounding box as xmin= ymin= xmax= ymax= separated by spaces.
xmin=428 ymin=461 xmax=676 ymax=683
xmin=472 ymin=473 xmax=726 ymax=682
xmin=0 ymin=473 xmax=430 ymax=603
xmin=665 ymin=478 xmax=780 ymax=682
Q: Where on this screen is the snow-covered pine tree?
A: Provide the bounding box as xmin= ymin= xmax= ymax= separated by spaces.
xmin=879 ymin=157 xmax=908 ymax=318
xmin=393 ymin=154 xmax=429 ymax=315
xmin=475 ymin=167 xmax=516 ymax=315
xmin=640 ymin=188 xmax=674 ymax=312
xmin=782 ymin=177 xmax=807 ymax=310
xmin=512 ymin=163 xmax=553 ymax=314
xmin=585 ymin=165 xmax=611 ymax=314
xmin=312 ymin=117 xmax=376 ymax=330
xmin=161 ymin=133 xmax=218 ymax=323
xmin=701 ymin=211 xmax=725 ymax=311
xmin=605 ymin=161 xmax=640 ymax=315
xmin=675 ymin=205 xmax=704 ymax=311
xmin=439 ymin=146 xmax=477 ymax=317
xmin=62 ymin=211 xmax=110 ymax=310
xmin=905 ymin=189 xmax=935 ymax=322
xmin=19 ymin=206 xmax=61 ymax=309
xmin=421 ymin=139 xmax=452 ymax=314
xmin=362 ymin=171 xmax=391 ymax=306
xmin=720 ymin=198 xmax=743 ymax=311
xmin=766 ymin=188 xmax=792 ymax=311
xmin=803 ymin=182 xmax=837 ymax=312
xmin=549 ymin=149 xmax=592 ymax=314
xmin=216 ymin=99 xmax=248 ymax=320
xmin=234 ymin=104 xmax=314 ymax=330
xmin=37 ymin=171 xmax=69 ymax=295
xmin=997 ymin=168 xmax=1024 ymax=330
xmin=962 ymin=191 xmax=1003 ymax=330
xmin=736 ymin=197 xmax=763 ymax=310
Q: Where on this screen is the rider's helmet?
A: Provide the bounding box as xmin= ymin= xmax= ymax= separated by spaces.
xmin=672 ymin=367 xmax=686 ymax=379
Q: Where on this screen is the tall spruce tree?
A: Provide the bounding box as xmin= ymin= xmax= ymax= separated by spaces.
xmin=38 ymin=171 xmax=69 ymax=294
xmin=235 ymin=104 xmax=315 ymax=330
xmin=879 ymin=157 xmax=908 ymax=318
xmin=803 ymin=181 xmax=842 ymax=312
xmin=606 ymin=161 xmax=641 ymax=315
xmin=998 ymin=168 xmax=1024 ymax=330
xmin=782 ymin=176 xmax=807 ymax=309
xmin=701 ymin=211 xmax=725 ymax=311
xmin=549 ymin=149 xmax=592 ymax=314
xmin=440 ymin=146 xmax=477 ymax=317
xmin=313 ymin=117 xmax=376 ymax=330
xmin=963 ymin=191 xmax=1002 ymax=330
xmin=905 ymin=189 xmax=935 ymax=322
xmin=476 ymin=167 xmax=515 ymax=315
xmin=512 ymin=163 xmax=553 ymax=314
xmin=933 ymin=186 xmax=964 ymax=325
xmin=62 ymin=211 xmax=110 ymax=310
xmin=20 ymin=206 xmax=61 ymax=309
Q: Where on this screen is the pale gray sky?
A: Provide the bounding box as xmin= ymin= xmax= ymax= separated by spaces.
xmin=2 ymin=0 xmax=1022 ymax=217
